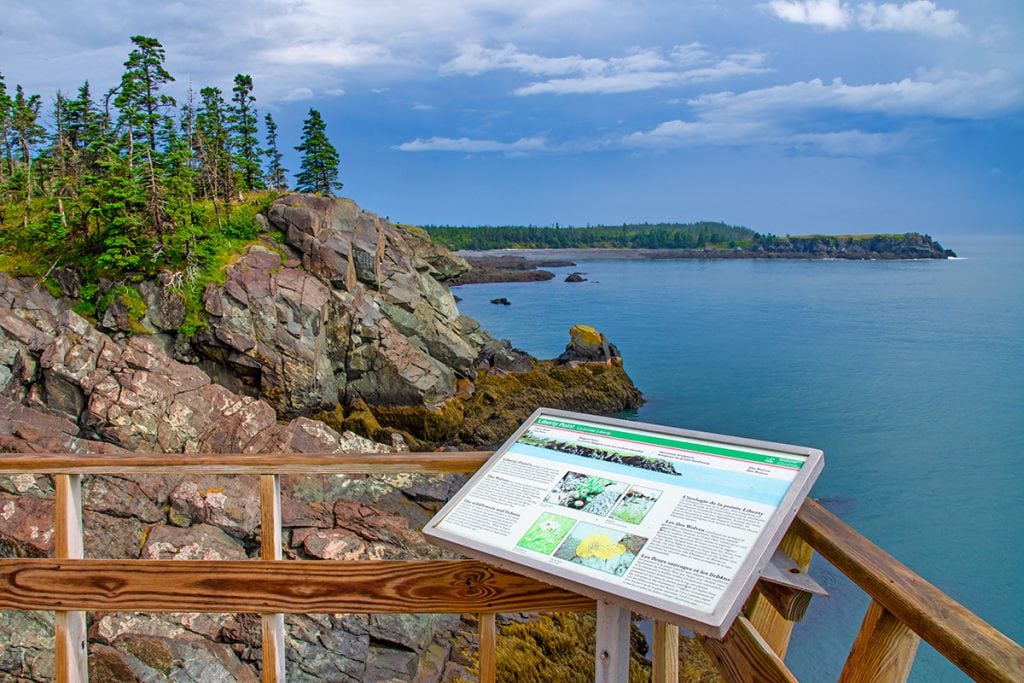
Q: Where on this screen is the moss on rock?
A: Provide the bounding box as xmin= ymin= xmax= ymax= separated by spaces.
xmin=455 ymin=360 xmax=643 ymax=448
xmin=493 ymin=613 xmax=721 ymax=683
xmin=373 ymin=399 xmax=466 ymax=445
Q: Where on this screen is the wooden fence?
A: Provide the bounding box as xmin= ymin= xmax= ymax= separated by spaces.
xmin=0 ymin=451 xmax=1020 ymax=682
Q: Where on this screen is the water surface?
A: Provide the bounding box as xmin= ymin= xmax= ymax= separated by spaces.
xmin=453 ymin=236 xmax=1024 ymax=681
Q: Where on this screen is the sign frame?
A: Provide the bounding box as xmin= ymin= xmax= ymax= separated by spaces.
xmin=424 ymin=407 xmax=824 ymax=638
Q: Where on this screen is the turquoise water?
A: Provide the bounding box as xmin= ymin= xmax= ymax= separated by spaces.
xmin=452 ymin=236 xmax=1024 ymax=681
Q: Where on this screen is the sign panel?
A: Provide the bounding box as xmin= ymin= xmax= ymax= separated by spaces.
xmin=424 ymin=408 xmax=823 ymax=637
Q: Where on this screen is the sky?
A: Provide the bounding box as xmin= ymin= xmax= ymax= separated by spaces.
xmin=1 ymin=0 xmax=1022 ymax=240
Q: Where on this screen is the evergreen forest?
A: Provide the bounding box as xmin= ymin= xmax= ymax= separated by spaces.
xmin=425 ymin=222 xmax=761 ymax=251
xmin=0 ymin=35 xmax=342 ymax=328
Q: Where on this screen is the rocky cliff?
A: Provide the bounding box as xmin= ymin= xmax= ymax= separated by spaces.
xmin=0 ymin=194 xmax=644 ymax=681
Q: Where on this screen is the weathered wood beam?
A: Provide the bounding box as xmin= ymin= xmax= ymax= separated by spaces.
xmin=755 ymin=545 xmax=827 ymax=623
xmin=652 ymin=620 xmax=679 ymax=683
xmin=54 ymin=474 xmax=87 ymax=683
xmin=596 ymin=601 xmax=631 ymax=683
xmin=0 ymin=559 xmax=596 ymax=614
xmin=794 ymin=498 xmax=1024 ymax=683
xmin=744 ymin=531 xmax=814 ymax=658
xmin=700 ymin=615 xmax=798 ymax=683
xmin=260 ymin=474 xmax=285 ymax=683
xmin=839 ymin=599 xmax=920 ymax=683
xmin=0 ymin=451 xmax=493 ymax=475
xmin=478 ymin=613 xmax=497 ymax=683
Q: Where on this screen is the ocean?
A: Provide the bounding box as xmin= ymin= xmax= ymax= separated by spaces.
xmin=451 ymin=236 xmax=1024 ymax=682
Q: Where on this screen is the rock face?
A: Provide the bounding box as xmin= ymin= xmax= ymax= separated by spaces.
xmin=196 ymin=195 xmax=485 ymax=416
xmin=0 ymin=195 xmax=646 ymax=682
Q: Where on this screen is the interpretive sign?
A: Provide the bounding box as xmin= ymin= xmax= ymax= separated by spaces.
xmin=424 ymin=408 xmax=824 ymax=638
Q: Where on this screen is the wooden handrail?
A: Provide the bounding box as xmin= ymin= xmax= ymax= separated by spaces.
xmin=793 ymin=498 xmax=1024 ymax=683
xmin=0 ymin=451 xmax=1021 ymax=682
xmin=0 ymin=450 xmax=493 ymax=474
xmin=0 ymin=559 xmax=595 ymax=613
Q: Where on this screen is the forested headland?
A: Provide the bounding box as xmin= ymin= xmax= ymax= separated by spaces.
xmin=0 ymin=36 xmax=343 ymax=330
xmin=426 ymin=222 xmax=757 ymax=250
xmin=426 ymin=224 xmax=956 ymax=259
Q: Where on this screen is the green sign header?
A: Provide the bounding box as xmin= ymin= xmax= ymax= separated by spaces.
xmin=532 ymin=417 xmax=805 ymax=469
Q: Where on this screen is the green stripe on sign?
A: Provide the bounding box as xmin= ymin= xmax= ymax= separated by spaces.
xmin=532 ymin=417 xmax=805 ymax=469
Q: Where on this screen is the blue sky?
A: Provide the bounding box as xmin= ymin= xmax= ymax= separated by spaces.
xmin=2 ymin=0 xmax=1021 ymax=239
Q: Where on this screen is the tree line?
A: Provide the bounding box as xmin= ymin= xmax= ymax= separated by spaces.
xmin=0 ymin=35 xmax=342 ymax=278
xmin=425 ymin=222 xmax=759 ymax=251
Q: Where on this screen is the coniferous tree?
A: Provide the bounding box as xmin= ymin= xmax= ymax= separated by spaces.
xmin=0 ymin=74 xmax=13 ymax=185
xmin=294 ymin=109 xmax=341 ymax=196
xmin=114 ymin=36 xmax=175 ymax=245
xmin=10 ymin=85 xmax=46 ymax=226
xmin=230 ymin=74 xmax=262 ymax=191
xmin=116 ymin=36 xmax=175 ymax=154
xmin=262 ymin=112 xmax=288 ymax=190
xmin=195 ymin=86 xmax=233 ymax=223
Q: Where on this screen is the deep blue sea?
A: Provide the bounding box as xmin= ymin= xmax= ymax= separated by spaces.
xmin=452 ymin=236 xmax=1024 ymax=682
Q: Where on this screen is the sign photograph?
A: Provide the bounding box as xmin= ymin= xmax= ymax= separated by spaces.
xmin=424 ymin=408 xmax=824 ymax=638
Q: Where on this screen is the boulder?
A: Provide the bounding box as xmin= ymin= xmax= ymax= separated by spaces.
xmin=556 ymin=324 xmax=621 ymax=364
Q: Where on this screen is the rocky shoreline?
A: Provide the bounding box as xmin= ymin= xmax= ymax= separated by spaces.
xmin=452 ymin=234 xmax=955 ymax=284
xmin=446 ymin=254 xmax=577 ymax=285
xmin=0 ymin=195 xmax=646 ymax=682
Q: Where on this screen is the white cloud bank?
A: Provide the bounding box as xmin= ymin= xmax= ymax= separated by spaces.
xmin=443 ymin=43 xmax=769 ymax=95
xmin=395 ymin=136 xmax=548 ymax=153
xmin=625 ymin=68 xmax=1020 ymax=156
xmin=767 ymin=0 xmax=967 ymax=36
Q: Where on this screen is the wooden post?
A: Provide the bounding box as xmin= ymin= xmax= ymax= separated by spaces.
xmin=700 ymin=616 xmax=799 ymax=683
xmin=596 ymin=601 xmax=630 ymax=683
xmin=478 ymin=612 xmax=497 ymax=683
xmin=55 ymin=474 xmax=87 ymax=683
xmin=652 ymin=620 xmax=679 ymax=683
xmin=744 ymin=530 xmax=813 ymax=658
xmin=839 ymin=599 xmax=921 ymax=683
xmin=260 ymin=474 xmax=286 ymax=683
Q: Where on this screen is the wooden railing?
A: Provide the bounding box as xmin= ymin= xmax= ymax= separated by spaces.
xmin=0 ymin=451 xmax=1021 ymax=683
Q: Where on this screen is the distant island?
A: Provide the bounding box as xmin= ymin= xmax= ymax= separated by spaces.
xmin=426 ymin=223 xmax=956 ymax=285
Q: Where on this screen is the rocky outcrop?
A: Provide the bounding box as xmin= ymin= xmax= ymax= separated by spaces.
xmin=556 ymin=324 xmax=622 ymax=365
xmin=195 ymin=195 xmax=487 ymax=416
xmin=0 ymin=194 xmax=647 ymax=681
xmin=446 ymin=254 xmax=575 ymax=285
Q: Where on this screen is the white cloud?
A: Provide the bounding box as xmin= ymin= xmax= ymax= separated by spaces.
xmin=767 ymin=0 xmax=851 ymax=30
xmin=395 ymin=136 xmax=548 ymax=153
xmin=263 ymin=42 xmax=397 ymax=68
xmin=767 ymin=0 xmax=968 ymax=36
xmin=623 ymin=69 xmax=1020 ymax=156
xmin=857 ymin=2 xmax=966 ymax=37
xmin=445 ymin=43 xmax=768 ymax=95
xmin=281 ymin=87 xmax=314 ymax=101
xmin=688 ymin=70 xmax=1021 ymax=120
xmin=789 ymin=130 xmax=903 ymax=155
xmin=515 ymin=72 xmax=682 ymax=96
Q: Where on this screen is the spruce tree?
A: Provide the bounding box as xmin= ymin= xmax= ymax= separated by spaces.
xmin=294 ymin=109 xmax=341 ymax=196
xmin=114 ymin=35 xmax=175 ymax=245
xmin=195 ymin=86 xmax=233 ymax=225
xmin=0 ymin=74 xmax=13 ymax=185
xmin=230 ymin=74 xmax=262 ymax=191
xmin=262 ymin=112 xmax=288 ymax=190
xmin=10 ymin=85 xmax=46 ymax=226
xmin=116 ymin=35 xmax=175 ymax=154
